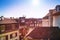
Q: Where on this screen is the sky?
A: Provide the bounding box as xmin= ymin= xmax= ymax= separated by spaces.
xmin=0 ymin=0 xmax=60 ymax=18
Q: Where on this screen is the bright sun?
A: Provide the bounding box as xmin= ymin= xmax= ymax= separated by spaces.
xmin=32 ymin=0 xmax=39 ymax=6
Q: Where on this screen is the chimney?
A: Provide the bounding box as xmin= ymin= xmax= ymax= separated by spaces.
xmin=49 ymin=10 xmax=53 ymax=27
xmin=10 ymin=17 xmax=14 ymax=19
xmin=55 ymin=5 xmax=60 ymax=12
xmin=0 ymin=16 xmax=4 ymax=21
xmin=0 ymin=17 xmax=1 ymax=20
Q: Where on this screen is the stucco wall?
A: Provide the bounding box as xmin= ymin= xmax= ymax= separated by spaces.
xmin=53 ymin=16 xmax=60 ymax=27
xmin=42 ymin=19 xmax=50 ymax=27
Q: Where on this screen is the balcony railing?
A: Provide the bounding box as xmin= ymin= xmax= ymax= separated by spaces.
xmin=0 ymin=26 xmax=19 ymax=34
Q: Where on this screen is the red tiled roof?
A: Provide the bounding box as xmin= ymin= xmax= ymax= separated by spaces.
xmin=43 ymin=16 xmax=49 ymax=19
xmin=0 ymin=18 xmax=17 ymax=24
xmin=27 ymin=27 xmax=51 ymax=39
xmin=25 ymin=18 xmax=42 ymax=22
xmin=43 ymin=13 xmax=49 ymax=19
xmin=27 ymin=27 xmax=59 ymax=39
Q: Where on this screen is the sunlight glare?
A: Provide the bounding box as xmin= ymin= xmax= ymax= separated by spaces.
xmin=32 ymin=0 xmax=39 ymax=6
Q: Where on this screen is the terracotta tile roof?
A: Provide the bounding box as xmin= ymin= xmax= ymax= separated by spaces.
xmin=0 ymin=18 xmax=17 ymax=24
xmin=27 ymin=27 xmax=60 ymax=39
xmin=43 ymin=13 xmax=49 ymax=19
xmin=25 ymin=18 xmax=42 ymax=22
xmin=43 ymin=16 xmax=49 ymax=19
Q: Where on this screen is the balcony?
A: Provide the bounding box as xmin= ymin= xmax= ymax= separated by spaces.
xmin=0 ymin=25 xmax=19 ymax=34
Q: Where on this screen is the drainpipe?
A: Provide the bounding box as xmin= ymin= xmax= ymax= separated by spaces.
xmin=49 ymin=10 xmax=53 ymax=27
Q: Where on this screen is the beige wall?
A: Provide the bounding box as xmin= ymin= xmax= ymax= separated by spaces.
xmin=42 ymin=19 xmax=50 ymax=27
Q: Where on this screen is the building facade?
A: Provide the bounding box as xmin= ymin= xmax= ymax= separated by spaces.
xmin=53 ymin=5 xmax=60 ymax=27
xmin=0 ymin=16 xmax=20 ymax=40
xmin=42 ymin=13 xmax=50 ymax=27
xmin=18 ymin=17 xmax=42 ymax=28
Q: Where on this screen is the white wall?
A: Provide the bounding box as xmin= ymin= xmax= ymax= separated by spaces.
xmin=42 ymin=19 xmax=50 ymax=27
xmin=53 ymin=16 xmax=60 ymax=27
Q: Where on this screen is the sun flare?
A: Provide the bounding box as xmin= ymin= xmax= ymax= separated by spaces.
xmin=32 ymin=0 xmax=39 ymax=6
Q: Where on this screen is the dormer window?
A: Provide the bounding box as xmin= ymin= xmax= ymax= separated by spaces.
xmin=0 ymin=25 xmax=5 ymax=33
xmin=56 ymin=5 xmax=60 ymax=12
xmin=2 ymin=17 xmax=4 ymax=20
xmin=0 ymin=16 xmax=4 ymax=21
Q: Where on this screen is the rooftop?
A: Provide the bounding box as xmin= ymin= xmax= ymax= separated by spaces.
xmin=26 ymin=27 xmax=60 ymax=39
xmin=0 ymin=17 xmax=17 ymax=24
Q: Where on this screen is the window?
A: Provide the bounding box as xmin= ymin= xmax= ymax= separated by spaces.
xmin=15 ymin=39 xmax=18 ymax=40
xmin=15 ymin=24 xmax=19 ymax=29
xmin=37 ymin=24 xmax=38 ymax=26
xmin=12 ymin=24 xmax=16 ymax=30
xmin=5 ymin=24 xmax=12 ymax=30
xmin=6 ymin=35 xmax=8 ymax=40
xmin=34 ymin=21 xmax=36 ymax=23
xmin=15 ymin=33 xmax=17 ymax=37
xmin=31 ymin=21 xmax=32 ymax=23
xmin=10 ymin=34 xmax=13 ymax=39
xmin=56 ymin=7 xmax=60 ymax=12
xmin=59 ymin=8 xmax=60 ymax=10
xmin=0 ymin=25 xmax=5 ymax=33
